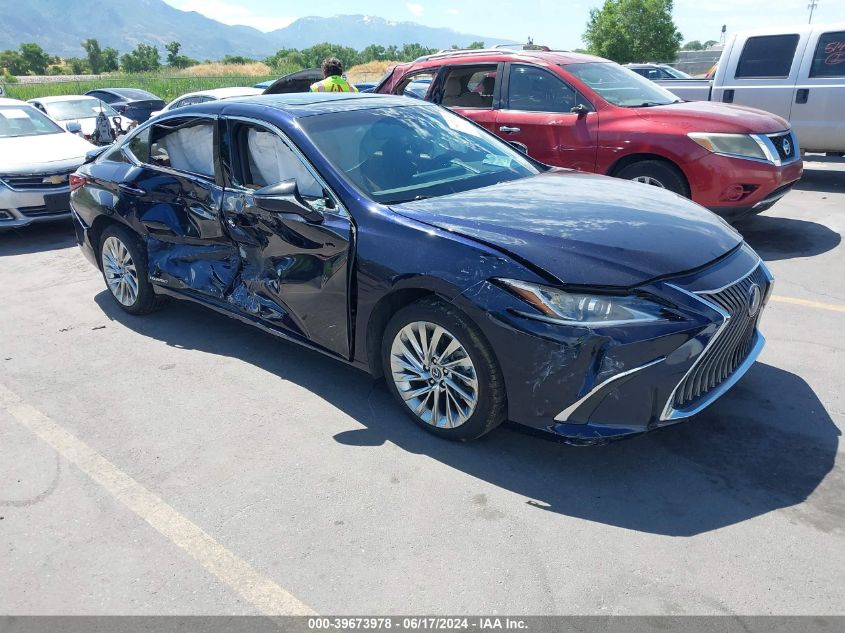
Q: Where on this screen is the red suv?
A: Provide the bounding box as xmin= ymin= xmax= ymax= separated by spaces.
xmin=376 ymin=50 xmax=803 ymax=220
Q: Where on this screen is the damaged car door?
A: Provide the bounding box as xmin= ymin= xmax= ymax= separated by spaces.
xmin=123 ymin=115 xmax=240 ymax=298
xmin=219 ymin=117 xmax=353 ymax=358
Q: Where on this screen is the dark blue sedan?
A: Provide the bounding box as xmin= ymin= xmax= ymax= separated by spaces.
xmin=69 ymin=93 xmax=773 ymax=443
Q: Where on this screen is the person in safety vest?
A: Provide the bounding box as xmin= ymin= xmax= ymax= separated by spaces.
xmin=310 ymin=57 xmax=359 ymax=93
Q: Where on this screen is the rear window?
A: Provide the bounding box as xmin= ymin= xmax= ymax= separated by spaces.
xmin=735 ymin=34 xmax=800 ymax=79
xmin=810 ymin=31 xmax=845 ymax=78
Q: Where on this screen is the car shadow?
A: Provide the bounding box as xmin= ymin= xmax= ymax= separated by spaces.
xmin=793 ymin=161 xmax=845 ymax=194
xmin=94 ymin=291 xmax=841 ymax=537
xmin=0 ymin=219 xmax=77 ymax=257
xmin=736 ymin=214 xmax=841 ymax=262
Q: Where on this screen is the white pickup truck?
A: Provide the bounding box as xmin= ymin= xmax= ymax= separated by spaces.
xmin=655 ymin=23 xmax=845 ymax=154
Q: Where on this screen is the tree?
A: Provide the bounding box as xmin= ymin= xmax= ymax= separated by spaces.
xmin=467 ymin=41 xmax=485 ymax=49
xmin=120 ymin=43 xmax=160 ymax=72
xmin=20 ymin=43 xmax=51 ymax=75
xmin=399 ymin=43 xmax=437 ymax=61
xmin=583 ymin=0 xmax=683 ymax=64
xmin=299 ymin=43 xmax=360 ymax=70
xmin=221 ymin=54 xmax=253 ymax=65
xmin=360 ymin=44 xmax=387 ymax=63
xmin=265 ymin=48 xmax=305 ymax=71
xmin=0 ymin=50 xmax=27 ymax=75
xmin=66 ymin=57 xmax=89 ymax=74
xmin=703 ymin=40 xmax=718 ymax=49
xmin=102 ymin=47 xmax=119 ymax=72
xmin=166 ymin=42 xmax=197 ymax=68
xmin=82 ymin=38 xmax=105 ymax=73
xmin=682 ymin=40 xmax=704 ymax=51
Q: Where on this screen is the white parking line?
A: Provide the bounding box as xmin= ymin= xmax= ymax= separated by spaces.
xmin=0 ymin=382 xmax=316 ymax=616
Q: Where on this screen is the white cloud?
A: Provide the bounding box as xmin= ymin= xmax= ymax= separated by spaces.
xmin=447 ymin=8 xmax=460 ymax=15
xmin=406 ymin=3 xmax=425 ymax=17
xmin=176 ymin=0 xmax=296 ymax=32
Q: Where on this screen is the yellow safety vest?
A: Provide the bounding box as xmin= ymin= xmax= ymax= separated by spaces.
xmin=310 ymin=75 xmax=359 ymax=93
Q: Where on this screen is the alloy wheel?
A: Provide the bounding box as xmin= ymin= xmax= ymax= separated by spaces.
xmin=101 ymin=236 xmax=139 ymax=307
xmin=632 ymin=176 xmax=666 ymax=188
xmin=389 ymin=321 xmax=479 ymax=429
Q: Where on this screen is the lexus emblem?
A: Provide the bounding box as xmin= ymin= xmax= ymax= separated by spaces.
xmin=782 ymin=138 xmax=791 ymax=156
xmin=748 ymin=284 xmax=763 ymax=318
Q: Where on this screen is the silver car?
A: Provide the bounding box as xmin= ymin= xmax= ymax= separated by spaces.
xmin=0 ymin=98 xmax=95 ymax=230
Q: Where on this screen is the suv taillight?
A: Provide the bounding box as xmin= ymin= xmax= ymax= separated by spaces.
xmin=69 ymin=173 xmax=87 ymax=192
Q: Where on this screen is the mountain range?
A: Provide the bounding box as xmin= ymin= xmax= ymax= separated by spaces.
xmin=0 ymin=0 xmax=510 ymax=60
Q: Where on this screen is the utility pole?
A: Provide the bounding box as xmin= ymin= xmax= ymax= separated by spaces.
xmin=808 ymin=0 xmax=819 ymax=24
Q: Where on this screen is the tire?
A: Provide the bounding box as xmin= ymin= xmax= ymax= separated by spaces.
xmin=99 ymin=224 xmax=160 ymax=315
xmin=615 ymin=160 xmax=690 ymax=198
xmin=382 ymin=297 xmax=507 ymax=441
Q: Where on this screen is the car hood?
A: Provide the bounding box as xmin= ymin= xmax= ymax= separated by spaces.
xmin=0 ymin=132 xmax=94 ymax=173
xmin=634 ymin=101 xmax=790 ymax=134
xmin=391 ymin=170 xmax=743 ymax=288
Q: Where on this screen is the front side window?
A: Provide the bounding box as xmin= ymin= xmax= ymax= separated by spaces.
xmin=0 ymin=105 xmax=63 ymax=138
xmin=148 ymin=118 xmax=215 ymax=178
xmin=735 ymin=34 xmax=800 ymax=78
xmin=564 ymin=62 xmax=680 ymax=107
xmin=229 ymin=122 xmax=325 ymax=209
xmin=507 ymin=65 xmax=578 ymax=113
xmin=810 ymin=31 xmax=845 ymax=78
xmin=299 ymin=104 xmax=540 ymax=205
xmin=440 ymin=65 xmax=497 ymax=109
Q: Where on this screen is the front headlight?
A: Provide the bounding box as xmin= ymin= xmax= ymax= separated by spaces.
xmin=688 ymin=133 xmax=773 ymax=162
xmin=498 ymin=279 xmax=668 ymax=325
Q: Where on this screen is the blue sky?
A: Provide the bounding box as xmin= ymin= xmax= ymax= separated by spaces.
xmin=163 ymin=0 xmax=842 ymax=48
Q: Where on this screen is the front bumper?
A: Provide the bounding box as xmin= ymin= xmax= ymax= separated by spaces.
xmin=0 ymin=183 xmax=73 ymax=229
xmin=686 ymin=136 xmax=803 ymax=220
xmin=452 ymin=244 xmax=772 ymax=444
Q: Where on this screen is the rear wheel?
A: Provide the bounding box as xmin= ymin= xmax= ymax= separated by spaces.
xmin=615 ymin=160 xmax=690 ymax=198
xmin=382 ymin=298 xmax=506 ymax=441
xmin=99 ymin=225 xmax=160 ymax=315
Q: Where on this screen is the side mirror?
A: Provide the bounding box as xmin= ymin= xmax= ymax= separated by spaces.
xmin=570 ymin=104 xmax=589 ymax=118
xmin=253 ymin=179 xmax=324 ymax=224
xmin=508 ymin=141 xmax=529 ymax=155
xmin=66 ymin=121 xmax=82 ymax=134
xmin=84 ymin=146 xmax=109 ymax=164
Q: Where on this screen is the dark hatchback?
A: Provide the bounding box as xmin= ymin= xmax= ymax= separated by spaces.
xmin=84 ymin=88 xmax=166 ymax=123
xmin=70 ymin=93 xmax=773 ymax=443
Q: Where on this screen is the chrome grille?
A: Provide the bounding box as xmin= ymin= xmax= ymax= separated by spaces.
xmin=769 ymin=132 xmax=796 ymax=162
xmin=673 ymin=265 xmax=770 ymax=410
xmin=0 ymin=171 xmax=72 ymax=190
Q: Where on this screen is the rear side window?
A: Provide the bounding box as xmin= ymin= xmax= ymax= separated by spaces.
xmin=810 ymin=31 xmax=845 ymax=78
xmin=735 ymin=34 xmax=800 ymax=78
xmin=440 ymin=65 xmax=498 ymax=109
xmin=124 ymin=127 xmax=150 ymax=163
xmin=148 ymin=117 xmax=215 ymax=178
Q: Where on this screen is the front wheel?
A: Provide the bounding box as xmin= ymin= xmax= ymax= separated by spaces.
xmin=382 ymin=298 xmax=506 ymax=441
xmin=615 ymin=160 xmax=690 ymax=198
xmin=99 ymin=225 xmax=160 ymax=315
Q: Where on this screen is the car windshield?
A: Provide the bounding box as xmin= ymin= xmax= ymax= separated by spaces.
xmin=664 ymin=66 xmax=692 ymax=79
xmin=565 ymin=62 xmax=682 ymax=107
xmin=43 ymin=99 xmax=119 ymax=121
xmin=0 ymin=105 xmax=63 ymax=138
xmin=299 ymin=104 xmax=540 ymax=205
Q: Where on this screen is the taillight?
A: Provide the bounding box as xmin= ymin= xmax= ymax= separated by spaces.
xmin=69 ymin=173 xmax=87 ymax=192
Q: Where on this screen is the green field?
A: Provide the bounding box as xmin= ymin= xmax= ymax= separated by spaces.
xmin=1 ymin=75 xmax=278 ymax=102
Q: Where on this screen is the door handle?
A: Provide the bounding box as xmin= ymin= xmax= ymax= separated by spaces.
xmin=499 ymin=126 xmax=521 ymax=134
xmin=796 ymin=88 xmax=809 ymax=104
xmin=118 ymin=183 xmax=146 ymax=196
xmin=722 ymin=89 xmax=734 ymax=103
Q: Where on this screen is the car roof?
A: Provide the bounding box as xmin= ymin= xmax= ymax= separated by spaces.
xmin=411 ymin=49 xmax=608 ymax=66
xmin=27 ymin=95 xmax=101 ymax=104
xmin=0 ymin=97 xmax=30 ymax=107
xmin=88 ymin=88 xmax=159 ymax=100
xmin=208 ymin=92 xmax=422 ymax=118
xmin=173 ymin=87 xmax=264 ymax=100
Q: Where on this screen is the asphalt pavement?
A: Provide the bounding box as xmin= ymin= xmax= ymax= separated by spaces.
xmin=1 ymin=157 xmax=843 ymax=616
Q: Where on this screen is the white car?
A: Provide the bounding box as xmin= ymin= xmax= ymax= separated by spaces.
xmin=28 ymin=95 xmax=128 ymax=142
xmin=655 ymin=22 xmax=845 ymax=154
xmin=151 ymin=87 xmax=264 ymax=117
xmin=0 ymin=98 xmax=95 ymax=230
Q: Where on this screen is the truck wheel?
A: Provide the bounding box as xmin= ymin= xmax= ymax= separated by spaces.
xmin=616 ymin=160 xmax=690 ymax=198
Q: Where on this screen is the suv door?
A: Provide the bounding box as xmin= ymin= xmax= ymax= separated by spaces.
xmin=431 ymin=63 xmax=502 ymax=134
xmin=220 ymin=117 xmax=353 ymax=358
xmin=792 ymin=29 xmax=845 ymax=152
xmin=496 ymin=63 xmax=598 ymax=171
xmin=119 ymin=115 xmax=240 ymax=299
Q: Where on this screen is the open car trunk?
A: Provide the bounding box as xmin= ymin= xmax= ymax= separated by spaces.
xmin=262 ymin=69 xmax=324 ymax=95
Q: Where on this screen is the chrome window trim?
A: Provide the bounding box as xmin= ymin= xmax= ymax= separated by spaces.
xmin=223 ymin=114 xmax=349 ymax=219
xmin=554 ymin=356 xmax=666 ymax=423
